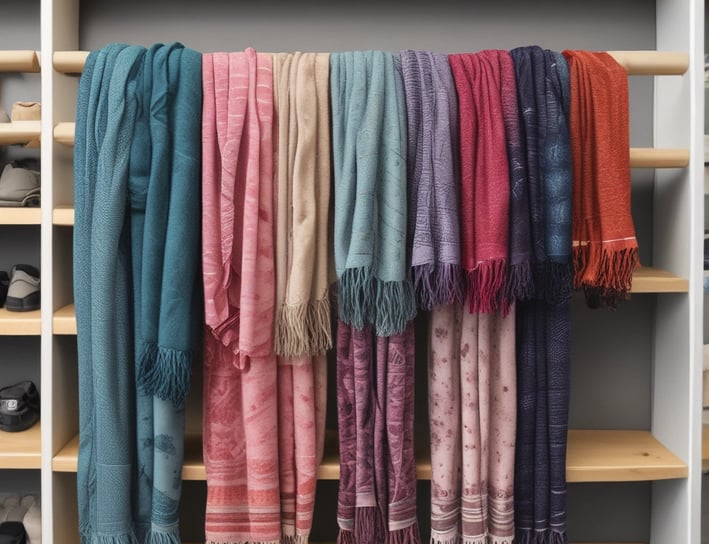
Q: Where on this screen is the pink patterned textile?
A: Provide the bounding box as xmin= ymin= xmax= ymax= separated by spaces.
xmin=429 ymin=304 xmax=516 ymax=544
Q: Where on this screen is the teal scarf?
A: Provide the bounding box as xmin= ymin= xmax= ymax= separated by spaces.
xmin=330 ymin=51 xmax=415 ymax=336
xmin=74 ymin=43 xmax=202 ymax=544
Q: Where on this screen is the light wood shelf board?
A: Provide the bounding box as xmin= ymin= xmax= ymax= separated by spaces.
xmin=0 ymin=122 xmax=41 ymax=146
xmin=0 ymin=307 xmax=41 ymax=335
xmin=55 ymin=429 xmax=686 ymax=483
xmin=629 ymin=147 xmax=689 ymax=168
xmin=630 ymin=266 xmax=687 ymax=293
xmin=54 ymin=122 xmax=75 ymax=146
xmin=53 ymin=304 xmax=76 ymax=335
xmin=566 ymin=430 xmax=686 ymax=482
xmin=0 ymin=208 xmax=41 ymax=225
xmin=53 ymin=206 xmax=75 ymax=226
xmin=0 ymin=51 xmax=40 ymax=73
xmin=0 ymin=421 xmax=41 ymax=469
xmin=607 ymin=50 xmax=687 ymax=75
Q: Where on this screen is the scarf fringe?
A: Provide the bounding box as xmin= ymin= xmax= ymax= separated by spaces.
xmin=281 ymin=534 xmax=310 ymax=544
xmin=489 ymin=537 xmax=514 ymax=544
xmin=137 ymin=343 xmax=192 ymax=407
xmin=429 ymin=534 xmax=460 ymax=544
xmin=388 ymin=521 xmax=422 ymax=544
xmin=544 ymin=261 xmax=572 ymax=306
xmin=414 ymin=262 xmax=463 ymax=310
xmin=573 ymin=244 xmax=638 ymax=308
xmin=339 ymin=267 xmax=374 ymax=330
xmin=144 ymin=529 xmax=180 ymax=544
xmin=275 ymin=295 xmax=332 ymax=357
xmin=205 ymin=540 xmax=281 ymax=544
xmin=375 ymin=277 xmax=417 ymax=336
xmin=82 ymin=531 xmax=140 ymax=544
xmin=514 ymin=529 xmax=567 ymax=544
xmin=337 ymin=529 xmax=356 ymax=544
xmin=462 ymin=537 xmax=486 ymax=544
xmin=355 ymin=506 xmax=386 ymax=544
xmin=506 ymin=260 xmax=534 ymax=303
xmin=465 ymin=258 xmax=507 ymax=314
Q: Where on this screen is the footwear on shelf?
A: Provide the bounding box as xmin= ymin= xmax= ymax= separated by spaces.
xmin=21 ymin=498 xmax=39 ymax=544
xmin=0 ymin=164 xmax=40 ymax=208
xmin=10 ymin=102 xmax=40 ymax=122
xmin=0 ymin=381 xmax=40 ymax=433
xmin=5 ymin=265 xmax=40 ymax=312
xmin=0 ymin=272 xmax=8 ymax=307
xmin=0 ymin=520 xmax=27 ymax=544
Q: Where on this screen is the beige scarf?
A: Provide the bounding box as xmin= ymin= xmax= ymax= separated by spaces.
xmin=273 ymin=52 xmax=333 ymax=357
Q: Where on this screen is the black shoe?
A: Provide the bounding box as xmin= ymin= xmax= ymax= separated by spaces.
xmin=0 ymin=381 xmax=39 ymax=433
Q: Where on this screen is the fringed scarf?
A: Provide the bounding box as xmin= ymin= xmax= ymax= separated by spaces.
xmin=510 ymin=47 xmax=573 ymax=544
xmin=399 ymin=50 xmax=461 ymax=310
xmin=336 ymin=320 xmax=420 ymax=544
xmin=448 ymin=51 xmax=514 ymax=315
xmin=429 ymin=304 xmax=516 ymax=544
xmin=74 ymin=42 xmax=201 ymax=544
xmin=330 ymin=51 xmax=416 ymax=337
xmin=202 ymin=49 xmax=280 ymax=544
xmin=562 ymin=50 xmax=638 ymax=308
xmin=272 ymin=51 xmax=332 ymax=544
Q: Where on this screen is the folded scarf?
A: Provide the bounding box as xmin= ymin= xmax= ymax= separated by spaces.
xmin=336 ymin=321 xmax=420 ymax=544
xmin=330 ymin=51 xmax=416 ymax=337
xmin=74 ymin=42 xmax=202 ymax=544
xmin=273 ymin=52 xmax=333 ymax=357
xmin=202 ymin=50 xmax=280 ymax=544
xmin=429 ymin=304 xmax=516 ymax=544
xmin=510 ymin=48 xmax=572 ymax=544
xmin=449 ymin=51 xmax=513 ymax=314
xmin=273 ymin=51 xmax=332 ymax=544
xmin=400 ymin=50 xmax=461 ymax=310
xmin=563 ymin=50 xmax=638 ymax=308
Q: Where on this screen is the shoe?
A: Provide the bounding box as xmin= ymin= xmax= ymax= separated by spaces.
xmin=0 ymin=381 xmax=40 ymax=433
xmin=0 ymin=164 xmax=40 ymax=207
xmin=0 ymin=521 xmax=27 ymax=544
xmin=2 ymin=497 xmax=29 ymax=524
xmin=10 ymin=102 xmax=40 ymax=122
xmin=21 ymin=498 xmax=39 ymax=544
xmin=5 ymin=265 xmax=40 ymax=312
xmin=0 ymin=272 xmax=8 ymax=307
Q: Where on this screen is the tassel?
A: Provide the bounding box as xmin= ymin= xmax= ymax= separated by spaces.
xmin=137 ymin=345 xmax=193 ymax=407
xmin=375 ymin=278 xmax=416 ymax=337
xmin=354 ymin=506 xmax=380 ymax=543
xmin=90 ymin=532 xmax=140 ymax=544
xmin=337 ymin=529 xmax=356 ymax=544
xmin=545 ymin=261 xmax=572 ymax=306
xmin=465 ymin=259 xmax=507 ymax=314
xmin=144 ymin=529 xmax=180 ymax=544
xmin=339 ymin=267 xmax=374 ymax=330
xmin=388 ymin=521 xmax=422 ymax=544
xmin=506 ymin=260 xmax=535 ymax=303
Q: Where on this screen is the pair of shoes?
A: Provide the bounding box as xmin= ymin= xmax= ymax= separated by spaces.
xmin=2 ymin=265 xmax=40 ymax=312
xmin=0 ymin=163 xmax=40 ymax=208
xmin=0 ymin=520 xmax=27 ymax=544
xmin=0 ymin=381 xmax=40 ymax=433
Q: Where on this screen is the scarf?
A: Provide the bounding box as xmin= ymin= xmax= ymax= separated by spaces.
xmin=429 ymin=304 xmax=516 ymax=544
xmin=330 ymin=51 xmax=416 ymax=337
xmin=74 ymin=42 xmax=202 ymax=544
xmin=510 ymin=47 xmax=572 ymax=544
xmin=336 ymin=320 xmax=420 ymax=544
xmin=563 ymin=50 xmax=638 ymax=308
xmin=272 ymin=51 xmax=332 ymax=543
xmin=202 ymin=50 xmax=280 ymax=544
xmin=399 ymin=50 xmax=461 ymax=310
xmin=448 ymin=51 xmax=513 ymax=314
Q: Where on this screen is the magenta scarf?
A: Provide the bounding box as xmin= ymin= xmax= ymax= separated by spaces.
xmin=429 ymin=304 xmax=516 ymax=544
xmin=202 ymin=49 xmax=280 ymax=544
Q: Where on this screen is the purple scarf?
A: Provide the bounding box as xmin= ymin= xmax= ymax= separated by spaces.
xmin=400 ymin=50 xmax=461 ymax=310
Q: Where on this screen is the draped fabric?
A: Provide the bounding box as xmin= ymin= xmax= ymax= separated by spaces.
xmin=74 ymin=42 xmax=202 ymax=544
xmin=336 ymin=321 xmax=420 ymax=544
xmin=399 ymin=50 xmax=462 ymax=310
xmin=272 ymin=52 xmax=332 ymax=544
xmin=202 ymin=49 xmax=280 ymax=544
xmin=510 ymin=47 xmax=573 ymax=544
xmin=563 ymin=50 xmax=638 ymax=308
xmin=330 ymin=51 xmax=416 ymax=337
xmin=448 ymin=51 xmax=513 ymax=315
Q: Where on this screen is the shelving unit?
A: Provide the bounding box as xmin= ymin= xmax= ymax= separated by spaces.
xmin=32 ymin=1 xmax=703 ymax=543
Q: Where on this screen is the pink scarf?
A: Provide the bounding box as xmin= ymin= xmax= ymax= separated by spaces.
xmin=202 ymin=49 xmax=280 ymax=544
xmin=429 ymin=304 xmax=516 ymax=544
xmin=448 ymin=51 xmax=513 ymax=314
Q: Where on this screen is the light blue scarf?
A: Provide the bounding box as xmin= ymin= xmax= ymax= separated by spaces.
xmin=74 ymin=43 xmax=202 ymax=544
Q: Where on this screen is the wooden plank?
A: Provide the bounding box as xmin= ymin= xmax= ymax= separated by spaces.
xmin=629 ymin=147 xmax=689 ymax=168
xmin=607 ymin=50 xmax=688 ymax=75
xmin=54 ymin=122 xmax=74 ymax=146
xmin=0 ymin=421 xmax=41 ymax=469
xmin=630 ymin=266 xmax=687 ymax=293
xmin=0 ymin=122 xmax=41 ymax=146
xmin=0 ymin=307 xmax=41 ymax=335
xmin=0 ymin=51 xmax=40 ymax=73
xmin=53 ymin=51 xmax=89 ymax=74
xmin=0 ymin=208 xmax=41 ymax=225
xmin=53 ymin=206 xmax=75 ymax=226
xmin=53 ymin=304 xmax=76 ymax=335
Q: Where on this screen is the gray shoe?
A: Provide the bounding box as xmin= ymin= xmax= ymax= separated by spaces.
xmin=0 ymin=163 xmax=40 ymax=207
xmin=5 ymin=265 xmax=40 ymax=312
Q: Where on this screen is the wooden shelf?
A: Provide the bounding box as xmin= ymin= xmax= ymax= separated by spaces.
xmin=53 ymin=206 xmax=74 ymax=226
xmin=0 ymin=122 xmax=41 ymax=146
xmin=0 ymin=307 xmax=41 ymax=335
xmin=630 ymin=266 xmax=687 ymax=293
xmin=53 ymin=51 xmax=89 ymax=74
xmin=53 ymin=122 xmax=74 ymax=146
xmin=0 ymin=421 xmax=41 ymax=469
xmin=54 ymin=429 xmax=685 ymax=483
xmin=0 ymin=51 xmax=40 ymax=73
xmin=53 ymin=304 xmax=76 ymax=335
xmin=0 ymin=208 xmax=41 ymax=225
xmin=703 ymin=424 xmax=709 ymax=472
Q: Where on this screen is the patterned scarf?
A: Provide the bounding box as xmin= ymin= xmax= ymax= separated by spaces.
xmin=74 ymin=42 xmax=201 ymax=544
xmin=202 ymin=49 xmax=280 ymax=544
xmin=336 ymin=321 xmax=420 ymax=544
xmin=563 ymin=50 xmax=638 ymax=308
xmin=330 ymin=51 xmax=416 ymax=337
xmin=272 ymin=51 xmax=332 ymax=544
xmin=399 ymin=50 xmax=461 ymax=310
